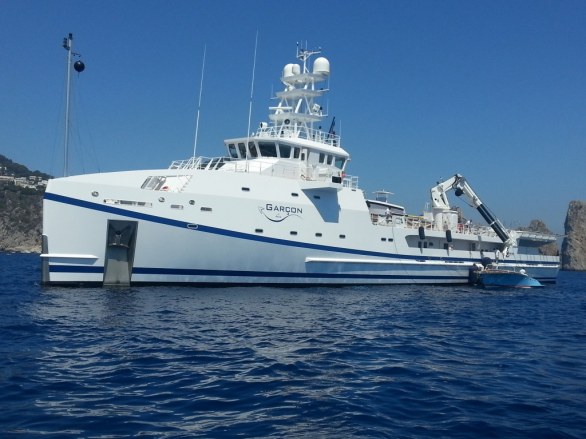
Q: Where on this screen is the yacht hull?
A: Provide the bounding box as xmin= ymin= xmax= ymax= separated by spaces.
xmin=41 ymin=171 xmax=559 ymax=286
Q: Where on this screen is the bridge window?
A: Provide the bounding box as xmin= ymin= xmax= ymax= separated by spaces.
xmin=293 ymin=147 xmax=300 ymax=159
xmin=319 ymin=153 xmax=325 ymax=163
xmin=258 ymin=142 xmax=277 ymax=157
xmin=249 ymin=142 xmax=258 ymax=158
xmin=279 ymin=144 xmax=292 ymax=158
xmin=238 ymin=143 xmax=247 ymax=158
xmin=334 ymin=157 xmax=346 ymax=169
xmin=228 ymin=144 xmax=238 ymax=159
xmin=327 ymin=155 xmax=333 ymax=165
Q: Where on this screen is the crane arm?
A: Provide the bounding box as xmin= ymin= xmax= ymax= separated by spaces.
xmin=431 ymin=174 xmax=516 ymax=250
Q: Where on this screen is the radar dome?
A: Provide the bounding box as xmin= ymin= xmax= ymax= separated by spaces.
xmin=313 ymin=57 xmax=330 ymax=76
xmin=283 ymin=63 xmax=301 ymax=78
xmin=283 ymin=63 xmax=295 ymax=78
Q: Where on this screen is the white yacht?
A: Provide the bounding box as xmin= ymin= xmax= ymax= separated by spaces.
xmin=41 ymin=46 xmax=560 ymax=286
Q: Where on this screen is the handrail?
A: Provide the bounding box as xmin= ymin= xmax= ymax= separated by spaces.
xmin=169 ymin=156 xmax=350 ymax=185
xmin=255 ymin=125 xmax=341 ymax=147
xmin=372 ymin=213 xmax=556 ymax=242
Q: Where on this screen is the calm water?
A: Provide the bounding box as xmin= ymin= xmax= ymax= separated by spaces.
xmin=1 ymin=253 xmax=585 ymax=438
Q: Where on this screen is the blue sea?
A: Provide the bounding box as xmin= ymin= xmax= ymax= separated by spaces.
xmin=1 ymin=253 xmax=585 ymax=438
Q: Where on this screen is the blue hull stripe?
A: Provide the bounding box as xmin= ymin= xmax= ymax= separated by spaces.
xmin=49 ymin=264 xmax=464 ymax=280
xmin=44 ymin=192 xmax=560 ymax=268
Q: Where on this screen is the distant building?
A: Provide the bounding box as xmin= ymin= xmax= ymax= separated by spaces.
xmin=1 ymin=175 xmax=47 ymax=189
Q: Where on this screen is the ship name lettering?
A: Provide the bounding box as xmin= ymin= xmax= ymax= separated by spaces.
xmin=265 ymin=204 xmax=302 ymax=215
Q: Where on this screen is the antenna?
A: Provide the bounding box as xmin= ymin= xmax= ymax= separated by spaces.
xmin=62 ymin=33 xmax=85 ymax=177
xmin=192 ymin=44 xmax=206 ymax=157
xmin=63 ymin=33 xmax=73 ymax=177
xmin=246 ymin=31 xmax=259 ymax=155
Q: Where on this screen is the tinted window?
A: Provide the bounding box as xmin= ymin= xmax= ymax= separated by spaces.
xmin=279 ymin=144 xmax=292 ymax=158
xmin=258 ymin=142 xmax=277 ymax=157
xmin=238 ymin=143 xmax=247 ymax=158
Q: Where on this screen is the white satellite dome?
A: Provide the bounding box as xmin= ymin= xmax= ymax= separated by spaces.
xmin=313 ymin=57 xmax=330 ymax=76
xmin=283 ymin=63 xmax=295 ymax=78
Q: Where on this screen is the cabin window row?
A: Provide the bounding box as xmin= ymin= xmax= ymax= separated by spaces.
xmin=227 ymin=141 xmax=346 ymax=170
xmin=228 ymin=142 xmax=300 ymax=160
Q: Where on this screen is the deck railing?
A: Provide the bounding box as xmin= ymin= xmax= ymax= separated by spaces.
xmin=255 ymin=125 xmax=341 ymax=147
xmin=169 ymin=156 xmax=355 ymax=187
xmin=372 ymin=213 xmax=557 ymax=242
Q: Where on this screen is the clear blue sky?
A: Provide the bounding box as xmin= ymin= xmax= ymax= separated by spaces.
xmin=1 ymin=0 xmax=585 ymax=234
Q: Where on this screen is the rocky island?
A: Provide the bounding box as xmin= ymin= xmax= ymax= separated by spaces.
xmin=561 ymin=200 xmax=586 ymax=271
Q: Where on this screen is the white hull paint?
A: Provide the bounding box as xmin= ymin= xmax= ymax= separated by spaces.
xmin=42 ymin=169 xmax=558 ymax=286
xmin=42 ymin=47 xmax=559 ymax=286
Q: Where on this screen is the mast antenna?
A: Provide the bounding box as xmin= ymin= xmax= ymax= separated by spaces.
xmin=193 ymin=44 xmax=206 ymax=157
xmin=246 ymin=31 xmax=259 ymax=153
xmin=62 ymin=33 xmax=85 ymax=177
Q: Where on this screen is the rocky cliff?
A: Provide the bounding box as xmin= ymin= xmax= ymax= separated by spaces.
xmin=0 ymin=154 xmax=49 ymax=253
xmin=0 ymin=186 xmax=43 ymax=253
xmin=520 ymin=219 xmax=559 ymax=257
xmin=561 ymin=200 xmax=586 ymax=271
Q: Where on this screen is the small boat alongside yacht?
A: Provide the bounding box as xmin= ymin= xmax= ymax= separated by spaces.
xmin=470 ymin=262 xmax=544 ymax=288
xmin=479 ymin=269 xmax=543 ymax=288
xmin=41 ymin=44 xmax=560 ymax=286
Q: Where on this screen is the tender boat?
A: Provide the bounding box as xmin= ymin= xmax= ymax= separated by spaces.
xmin=41 ymin=45 xmax=560 ymax=286
xmin=478 ymin=267 xmax=544 ymax=288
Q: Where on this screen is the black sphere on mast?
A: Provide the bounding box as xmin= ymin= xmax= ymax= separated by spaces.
xmin=74 ymin=60 xmax=85 ymax=72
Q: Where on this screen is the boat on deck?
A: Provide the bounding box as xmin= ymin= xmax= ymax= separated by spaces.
xmin=41 ymin=45 xmax=560 ymax=286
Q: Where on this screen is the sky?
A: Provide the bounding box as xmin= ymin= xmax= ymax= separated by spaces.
xmin=1 ymin=0 xmax=585 ymax=234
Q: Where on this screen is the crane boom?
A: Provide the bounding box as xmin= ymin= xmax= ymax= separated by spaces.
xmin=430 ymin=174 xmax=516 ymax=251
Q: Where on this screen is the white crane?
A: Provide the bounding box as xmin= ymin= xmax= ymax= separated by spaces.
xmin=431 ymin=174 xmax=516 ymax=252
